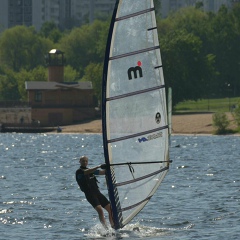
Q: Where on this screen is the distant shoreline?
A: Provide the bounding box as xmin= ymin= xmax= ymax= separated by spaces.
xmin=56 ymin=113 xmax=238 ymax=135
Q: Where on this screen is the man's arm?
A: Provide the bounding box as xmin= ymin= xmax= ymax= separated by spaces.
xmin=99 ymin=169 xmax=106 ymax=175
xmin=83 ymin=165 xmax=101 ymax=175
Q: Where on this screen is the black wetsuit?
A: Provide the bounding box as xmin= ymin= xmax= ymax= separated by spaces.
xmin=76 ymin=166 xmax=109 ymax=208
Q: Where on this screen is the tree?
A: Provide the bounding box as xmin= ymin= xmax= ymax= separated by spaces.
xmin=16 ymin=66 xmax=47 ymax=100
xmin=154 ymin=0 xmax=161 ymax=16
xmin=59 ymin=20 xmax=109 ymax=76
xmin=39 ymin=21 xmax=63 ymax=43
xmin=81 ymin=62 xmax=103 ymax=102
xmin=160 ymin=29 xmax=210 ymax=106
xmin=64 ymin=65 xmax=80 ymax=82
xmin=158 ymin=7 xmax=222 ymax=106
xmin=39 ymin=21 xmax=58 ymax=38
xmin=0 ymin=5 xmax=239 ymax=106
xmin=195 ymin=1 xmax=204 ymax=10
xmin=232 ymin=102 xmax=240 ymax=128
xmin=212 ymin=112 xmax=230 ymax=134
xmin=0 ymin=70 xmax=20 ymax=100
xmin=165 ymin=7 xmax=213 ymax=55
xmin=0 ymin=26 xmax=53 ymax=72
xmin=209 ymin=5 xmax=240 ymax=97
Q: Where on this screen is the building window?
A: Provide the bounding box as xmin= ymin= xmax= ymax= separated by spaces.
xmin=24 ymin=0 xmax=32 ymax=6
xmin=35 ymin=91 xmax=42 ymax=102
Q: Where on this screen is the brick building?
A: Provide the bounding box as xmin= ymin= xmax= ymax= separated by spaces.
xmin=25 ymin=49 xmax=96 ymax=126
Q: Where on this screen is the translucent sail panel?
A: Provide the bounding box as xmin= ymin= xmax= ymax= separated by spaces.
xmin=106 ymin=88 xmax=168 ymax=140
xmin=113 ymin=168 xmax=169 ymax=226
xmin=117 ymin=0 xmax=152 ymax=18
xmin=108 ymin=132 xmax=169 ymax=176
xmin=111 ymin=0 xmax=157 ymax=57
xmin=111 ymin=11 xmax=158 ymax=57
xmin=107 ymin=50 xmax=164 ymax=98
xmin=108 ymin=135 xmax=169 ymax=227
xmin=107 ymin=1 xmax=162 ymax=99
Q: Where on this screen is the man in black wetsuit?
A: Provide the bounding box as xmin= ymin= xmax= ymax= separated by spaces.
xmin=76 ymin=156 xmax=114 ymax=228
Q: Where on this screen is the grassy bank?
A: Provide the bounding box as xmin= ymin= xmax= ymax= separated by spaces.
xmin=174 ymin=97 xmax=240 ymax=113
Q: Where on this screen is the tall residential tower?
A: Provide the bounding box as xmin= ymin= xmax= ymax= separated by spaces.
xmin=0 ymin=0 xmax=115 ymax=33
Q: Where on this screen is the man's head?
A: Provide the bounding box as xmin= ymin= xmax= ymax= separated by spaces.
xmin=79 ymin=156 xmax=88 ymax=167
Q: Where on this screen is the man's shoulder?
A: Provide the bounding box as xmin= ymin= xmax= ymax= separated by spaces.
xmin=76 ymin=168 xmax=85 ymax=181
xmin=76 ymin=168 xmax=84 ymax=175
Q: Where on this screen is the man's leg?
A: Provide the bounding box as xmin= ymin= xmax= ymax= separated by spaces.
xmin=104 ymin=203 xmax=114 ymax=228
xmin=95 ymin=205 xmax=108 ymax=229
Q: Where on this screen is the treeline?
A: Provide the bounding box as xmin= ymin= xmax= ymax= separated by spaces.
xmin=159 ymin=4 xmax=240 ymax=106
xmin=0 ymin=4 xmax=239 ymax=107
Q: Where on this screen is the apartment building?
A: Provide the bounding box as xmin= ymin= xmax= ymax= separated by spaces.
xmin=0 ymin=0 xmax=115 ymax=33
xmin=0 ymin=0 xmax=33 ymax=31
xmin=71 ymin=0 xmax=115 ymax=26
xmin=0 ymin=0 xmax=238 ymax=33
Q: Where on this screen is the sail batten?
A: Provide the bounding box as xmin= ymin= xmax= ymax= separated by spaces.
xmin=114 ymin=167 xmax=169 ymax=187
xmin=120 ymin=196 xmax=152 ymax=211
xmin=116 ymin=7 xmax=155 ymax=21
xmin=106 ymin=84 xmax=165 ymax=101
xmin=102 ymin=0 xmax=170 ymax=229
xmin=148 ymin=26 xmax=157 ymax=31
xmin=109 ymin=46 xmax=160 ymax=60
xmin=107 ymin=125 xmax=168 ymax=143
xmin=107 ymin=161 xmax=172 ymax=167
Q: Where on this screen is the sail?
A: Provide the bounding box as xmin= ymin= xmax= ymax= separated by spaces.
xmin=102 ymin=0 xmax=170 ymax=229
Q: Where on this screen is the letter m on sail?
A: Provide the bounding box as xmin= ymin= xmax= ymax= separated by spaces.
xmin=128 ymin=66 xmax=143 ymax=80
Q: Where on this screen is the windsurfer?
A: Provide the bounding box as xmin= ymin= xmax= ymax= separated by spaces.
xmin=76 ymin=156 xmax=114 ymax=229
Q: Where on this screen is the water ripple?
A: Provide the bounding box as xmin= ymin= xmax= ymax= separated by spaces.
xmin=0 ymin=134 xmax=239 ymax=239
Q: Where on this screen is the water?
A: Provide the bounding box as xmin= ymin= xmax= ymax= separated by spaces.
xmin=0 ymin=133 xmax=239 ymax=240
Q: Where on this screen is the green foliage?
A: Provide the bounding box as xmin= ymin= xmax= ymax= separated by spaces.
xmin=158 ymin=7 xmax=218 ymax=106
xmin=232 ymin=102 xmax=240 ymax=127
xmin=64 ymin=65 xmax=80 ymax=82
xmin=0 ymin=25 xmax=54 ymax=71
xmin=16 ymin=66 xmax=47 ymax=100
xmin=0 ymin=69 xmax=20 ymax=100
xmin=160 ymin=28 xmax=208 ymax=106
xmin=195 ymin=2 xmax=204 ymax=9
xmin=0 ymin=3 xmax=240 ymax=105
xmin=39 ymin=21 xmax=63 ymax=43
xmin=212 ymin=112 xmax=230 ymax=134
xmin=81 ymin=62 xmax=103 ymax=102
xmin=159 ymin=4 xmax=240 ymax=106
xmin=59 ymin=20 xmax=108 ymax=76
xmin=154 ymin=0 xmax=161 ymax=15
xmin=209 ymin=4 xmax=240 ymax=98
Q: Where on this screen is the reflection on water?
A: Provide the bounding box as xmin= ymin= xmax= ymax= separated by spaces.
xmin=0 ymin=134 xmax=239 ymax=239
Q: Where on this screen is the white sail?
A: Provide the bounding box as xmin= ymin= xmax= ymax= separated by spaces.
xmin=102 ymin=0 xmax=170 ymax=229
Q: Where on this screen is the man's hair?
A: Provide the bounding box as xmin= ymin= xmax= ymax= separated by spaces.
xmin=80 ymin=156 xmax=88 ymax=162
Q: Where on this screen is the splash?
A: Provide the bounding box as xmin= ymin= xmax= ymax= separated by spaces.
xmin=85 ymin=224 xmax=120 ymax=239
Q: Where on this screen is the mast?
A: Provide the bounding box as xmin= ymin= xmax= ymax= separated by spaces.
xmin=102 ymin=0 xmax=121 ymax=229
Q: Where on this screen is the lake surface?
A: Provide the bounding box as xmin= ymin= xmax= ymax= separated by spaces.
xmin=0 ymin=133 xmax=239 ymax=239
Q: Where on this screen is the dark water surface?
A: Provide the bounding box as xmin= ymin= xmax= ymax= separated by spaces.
xmin=0 ymin=134 xmax=239 ymax=239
